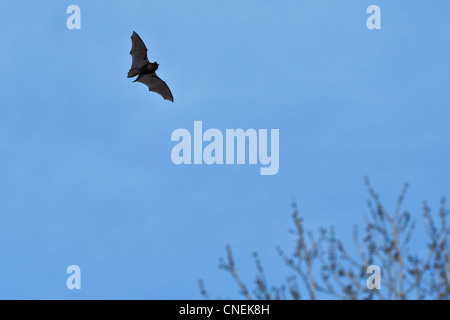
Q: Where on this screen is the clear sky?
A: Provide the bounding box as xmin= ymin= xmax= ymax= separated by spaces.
xmin=0 ymin=0 xmax=449 ymax=299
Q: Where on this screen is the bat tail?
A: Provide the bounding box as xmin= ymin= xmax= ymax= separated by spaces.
xmin=127 ymin=69 xmax=140 ymax=78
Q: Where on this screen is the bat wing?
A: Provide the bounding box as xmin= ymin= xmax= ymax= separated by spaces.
xmin=129 ymin=31 xmax=149 ymax=74
xmin=136 ymin=73 xmax=174 ymax=102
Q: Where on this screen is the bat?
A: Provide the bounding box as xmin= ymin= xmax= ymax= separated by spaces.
xmin=127 ymin=31 xmax=174 ymax=102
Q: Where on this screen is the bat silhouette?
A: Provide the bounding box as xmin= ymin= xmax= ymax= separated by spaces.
xmin=127 ymin=31 xmax=174 ymax=102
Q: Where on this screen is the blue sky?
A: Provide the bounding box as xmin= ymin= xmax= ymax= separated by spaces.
xmin=0 ymin=0 xmax=449 ymax=299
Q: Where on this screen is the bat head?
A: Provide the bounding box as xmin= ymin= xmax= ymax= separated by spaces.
xmin=149 ymin=62 xmax=159 ymax=72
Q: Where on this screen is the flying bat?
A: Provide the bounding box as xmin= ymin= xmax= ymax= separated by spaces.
xmin=127 ymin=31 xmax=174 ymax=102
